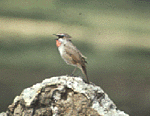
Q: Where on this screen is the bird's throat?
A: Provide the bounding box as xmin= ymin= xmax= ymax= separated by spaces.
xmin=56 ymin=40 xmax=61 ymax=47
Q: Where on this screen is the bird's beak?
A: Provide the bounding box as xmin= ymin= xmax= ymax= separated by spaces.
xmin=53 ymin=34 xmax=57 ymax=36
xmin=53 ymin=34 xmax=58 ymax=40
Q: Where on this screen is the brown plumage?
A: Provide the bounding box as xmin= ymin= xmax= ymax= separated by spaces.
xmin=54 ymin=33 xmax=89 ymax=83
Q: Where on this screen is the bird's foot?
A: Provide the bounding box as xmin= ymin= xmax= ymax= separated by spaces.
xmin=66 ymin=74 xmax=76 ymax=77
xmin=70 ymin=73 xmax=74 ymax=76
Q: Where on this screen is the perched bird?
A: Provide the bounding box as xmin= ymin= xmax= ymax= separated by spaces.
xmin=54 ymin=33 xmax=89 ymax=83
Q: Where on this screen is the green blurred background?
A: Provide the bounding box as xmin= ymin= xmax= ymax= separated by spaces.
xmin=0 ymin=0 xmax=150 ymax=115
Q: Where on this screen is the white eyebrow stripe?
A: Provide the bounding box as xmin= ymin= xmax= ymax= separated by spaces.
xmin=57 ymin=33 xmax=64 ymax=36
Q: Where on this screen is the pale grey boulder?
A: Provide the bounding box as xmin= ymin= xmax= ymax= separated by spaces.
xmin=0 ymin=76 xmax=129 ymax=116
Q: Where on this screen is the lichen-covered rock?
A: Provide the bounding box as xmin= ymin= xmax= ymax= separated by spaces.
xmin=0 ymin=76 xmax=129 ymax=116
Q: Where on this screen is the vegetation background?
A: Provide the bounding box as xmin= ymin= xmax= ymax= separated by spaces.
xmin=0 ymin=0 xmax=150 ymax=116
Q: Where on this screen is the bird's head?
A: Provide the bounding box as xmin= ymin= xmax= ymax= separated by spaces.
xmin=54 ymin=33 xmax=72 ymax=47
xmin=54 ymin=33 xmax=71 ymax=39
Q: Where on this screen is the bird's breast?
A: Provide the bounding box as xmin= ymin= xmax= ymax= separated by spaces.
xmin=58 ymin=44 xmax=65 ymax=56
xmin=56 ymin=40 xmax=61 ymax=47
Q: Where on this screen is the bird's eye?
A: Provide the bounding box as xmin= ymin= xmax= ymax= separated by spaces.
xmin=58 ymin=35 xmax=64 ymax=38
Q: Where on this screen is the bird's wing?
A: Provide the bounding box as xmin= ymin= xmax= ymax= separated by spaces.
xmin=64 ymin=42 xmax=87 ymax=65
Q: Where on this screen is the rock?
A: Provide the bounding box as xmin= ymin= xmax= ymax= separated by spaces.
xmin=0 ymin=76 xmax=129 ymax=116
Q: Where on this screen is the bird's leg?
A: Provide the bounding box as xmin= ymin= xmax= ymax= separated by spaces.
xmin=71 ymin=67 xmax=77 ymax=76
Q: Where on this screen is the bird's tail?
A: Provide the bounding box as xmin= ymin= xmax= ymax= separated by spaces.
xmin=81 ymin=65 xmax=89 ymax=84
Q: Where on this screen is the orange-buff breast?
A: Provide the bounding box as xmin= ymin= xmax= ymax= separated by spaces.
xmin=56 ymin=40 xmax=61 ymax=47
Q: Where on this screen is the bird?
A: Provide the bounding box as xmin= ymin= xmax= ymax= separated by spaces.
xmin=54 ymin=33 xmax=89 ymax=83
